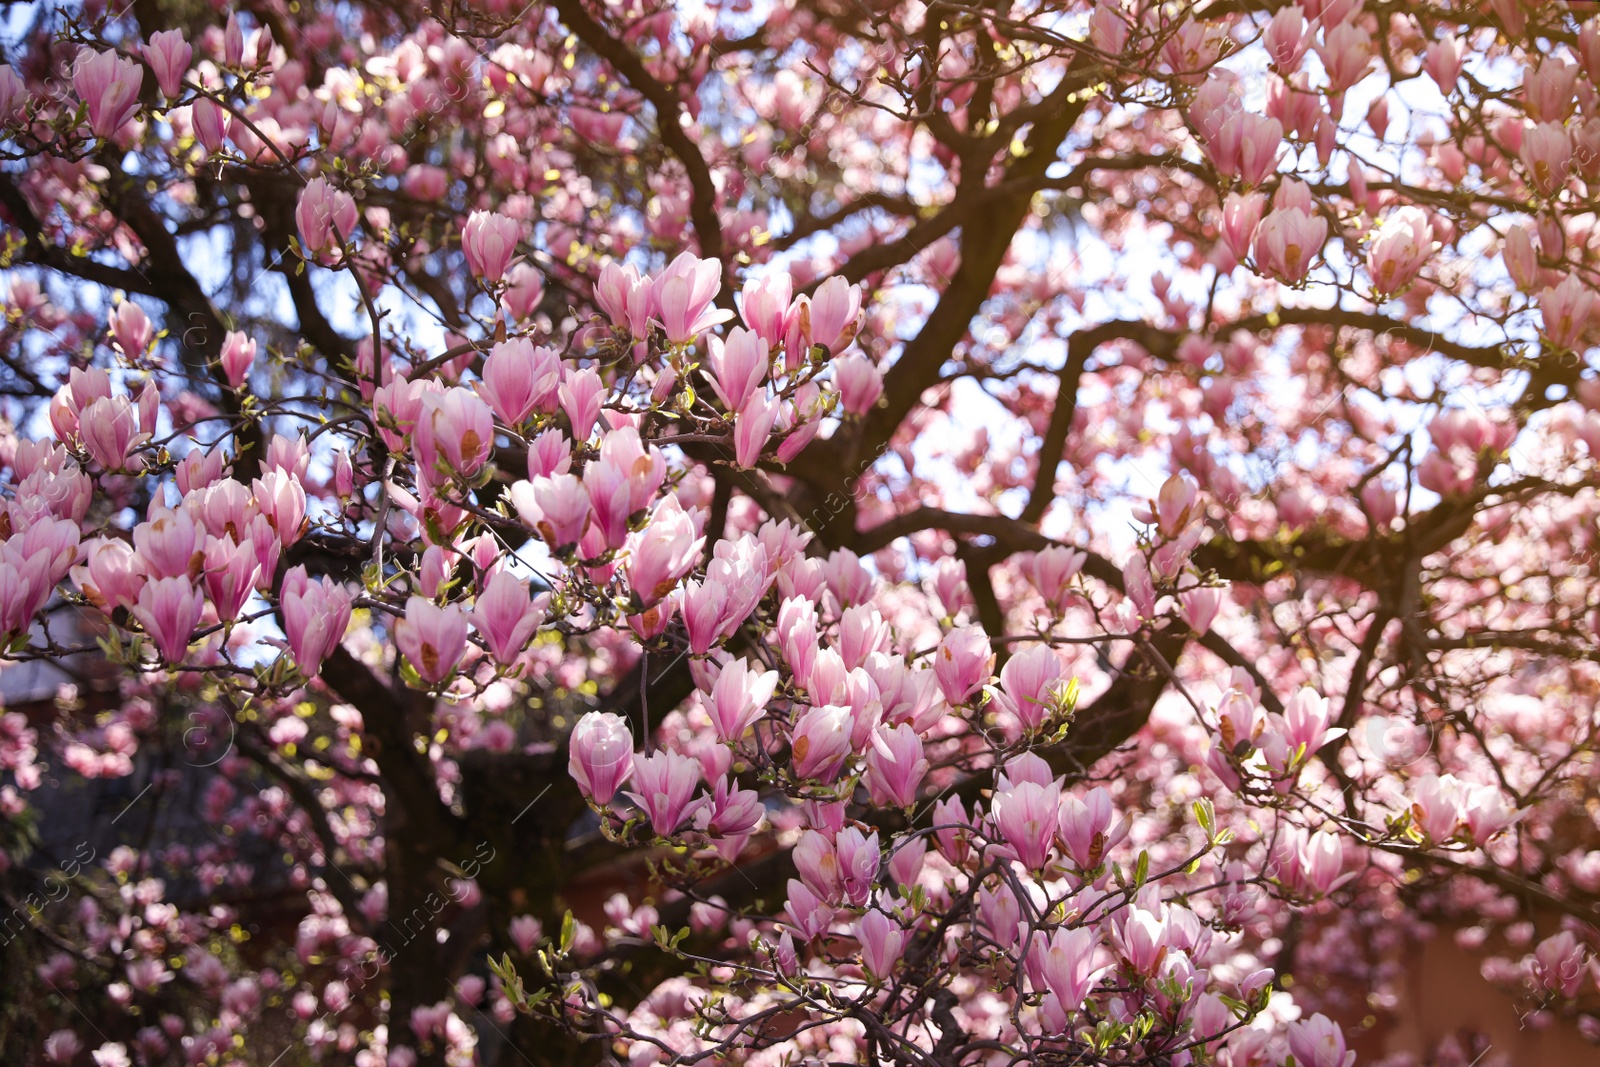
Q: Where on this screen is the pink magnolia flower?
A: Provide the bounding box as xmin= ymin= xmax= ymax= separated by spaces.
xmin=6 ymin=516 xmax=78 ymax=587
xmin=0 ymin=65 xmax=21 ymax=121
xmin=991 ymin=778 xmax=1061 ymax=871
xmin=570 ymin=106 xmax=626 ymax=143
xmin=202 ymin=536 xmax=260 ymax=623
xmin=785 ymin=878 xmax=833 ymax=942
xmin=1089 ymin=0 xmax=1130 ymax=52
xmin=402 ymin=163 xmax=448 ymax=201
xmin=928 ymin=556 xmax=968 ymax=618
xmin=1417 ymin=450 xmax=1475 ymax=497
xmin=594 ymin=261 xmax=653 ymax=344
xmin=240 ymin=514 xmax=280 ymax=589
xmin=833 ymin=353 xmax=883 ymax=416
xmin=476 ymin=339 xmax=560 ymax=426
xmin=1209 ymin=113 xmax=1283 ymax=188
xmin=1429 ymin=407 xmax=1515 ymax=456
xmin=1286 ymin=1013 xmax=1355 ymax=1067
xmin=887 ymin=836 xmax=926 ymax=891
xmin=625 ymin=505 xmax=703 ymax=609
xmin=701 ymin=547 xmax=772 ymax=626
xmin=143 ymin=30 xmax=192 ymax=100
xmin=807 ymin=276 xmax=862 ymax=354
xmin=695 ymin=776 xmax=764 ymax=855
xmin=409 ymin=1002 xmax=451 ymax=1042
xmin=778 ymin=595 xmax=819 ymax=685
xmin=0 ymin=545 xmax=57 ymax=636
xmin=1112 ymin=906 xmax=1168 ymax=976
xmin=930 ymin=795 xmax=972 ymax=864
xmin=1524 ymin=57 xmax=1579 ymax=123
xmin=508 ymin=915 xmax=542 ymax=954
xmin=788 ymin=704 xmax=853 ymax=782
xmin=707 ymin=327 xmax=768 ymax=412
xmin=933 ymin=625 xmax=992 ymax=705
xmin=1263 ymin=5 xmax=1309 ymax=71
xmin=1520 ymin=121 xmax=1572 ymax=195
xmin=296 ymin=178 xmax=357 ymax=258
xmin=653 ymin=252 xmax=733 ymax=344
xmin=568 ymin=711 xmax=634 ymax=805
xmin=582 ymin=459 xmax=634 ymax=554
xmin=133 ymin=576 xmax=205 ymax=662
xmin=74 ymin=538 xmax=147 ymax=612
xmin=395 ymin=596 xmax=469 ymax=684
xmin=822 ymin=548 xmax=876 ymax=608
xmin=1462 ymin=782 xmax=1519 ymax=846
xmin=1539 ymin=274 xmax=1595 ymax=350
xmin=219 ymin=331 xmax=256 ymax=388
xmin=190 ymin=478 xmax=254 ymax=541
xmin=1424 ymin=36 xmax=1466 ymax=93
xmin=739 ymin=273 xmax=795 ymax=347
xmin=526 ymin=428 xmax=573 ymax=479
xmin=706 ymin=657 xmax=779 ymax=743
xmin=135 ymin=381 xmax=159 ymax=437
xmin=279 ymin=565 xmax=353 ymax=677
xmin=63 ymin=366 xmax=112 ymax=424
xmin=598 ymin=426 xmax=667 ymax=513
xmin=133 ymin=507 xmax=200 ymax=579
xmin=266 ymin=433 xmax=310 ymax=479
xmin=1367 ymin=206 xmax=1436 ymax=296
xmin=501 ymin=263 xmax=545 ymax=321
xmin=462 ymin=210 xmax=520 ymax=283
xmin=793 ymin=830 xmax=843 ymax=904
xmin=733 ymin=392 xmax=781 ymax=468
xmin=1057 ymin=786 xmax=1125 ymax=871
xmin=559 ymin=366 xmax=603 ymax=442
xmin=1315 ymin=21 xmax=1371 ymax=93
xmin=1409 ymin=773 xmax=1466 ymax=843
xmin=78 ymin=396 xmax=145 ymax=471
xmin=855 ymin=910 xmax=906 ymax=981
xmin=223 ymin=13 xmax=245 ymax=66
xmin=1274 ymin=826 xmax=1355 ymax=898
xmin=1187 ymin=74 xmax=1235 ymax=144
xmin=416 ymin=387 xmax=495 ymax=479
xmin=73 ymin=49 xmax=143 ymax=139
xmin=1029 ymin=545 xmax=1086 ymax=616
xmin=863 ymin=722 xmax=928 ymax=808
xmin=625 ymin=749 xmax=703 ymax=836
xmin=1220 ymin=191 xmax=1266 ymax=261
xmin=512 ymin=473 xmax=590 ymax=551
xmin=44 ymin=1031 xmax=83 ymax=1065
xmin=1040 ymin=927 xmax=1104 ymax=1011
xmin=1502 ymin=224 xmax=1540 ymax=292
xmin=838 ymin=605 xmax=890 ymax=670
xmin=192 ymin=97 xmax=231 ymax=152
xmin=109 ymin=301 xmax=153 ymax=357
xmin=252 ymin=468 xmax=307 ymax=546
xmin=1180 ymin=585 xmax=1225 ymax=635
xmin=1281 ymin=686 xmax=1343 ymax=753
xmin=1361 ymin=479 xmax=1398 ymax=530
xmin=472 ymin=569 xmax=546 ymax=666
xmin=788 ymin=391 xmax=848 ymax=456
xmin=1252 ymin=206 xmax=1326 ymax=283
xmin=993 ymin=644 xmax=1067 ymax=734
xmin=1533 ymin=931 xmax=1589 ymax=999
xmin=978 ymin=882 xmax=1021 ymax=948
xmin=834 ymin=826 xmax=879 ymax=906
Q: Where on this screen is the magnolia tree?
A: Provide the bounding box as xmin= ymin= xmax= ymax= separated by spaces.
xmin=0 ymin=0 xmax=1598 ymax=1064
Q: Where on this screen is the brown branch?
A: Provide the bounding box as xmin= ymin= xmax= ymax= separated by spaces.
xmin=551 ymin=0 xmax=725 ymax=265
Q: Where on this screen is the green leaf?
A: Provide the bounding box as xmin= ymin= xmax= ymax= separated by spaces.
xmin=559 ymin=909 xmax=576 ymax=953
